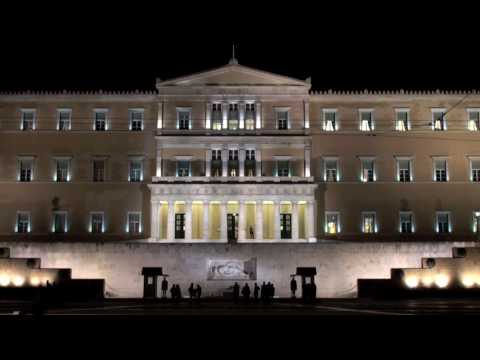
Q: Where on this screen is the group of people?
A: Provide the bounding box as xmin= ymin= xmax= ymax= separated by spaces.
xmin=232 ymin=281 xmax=276 ymax=303
xmin=188 ymin=283 xmax=202 ymax=300
xmin=160 ymin=278 xmax=202 ymax=301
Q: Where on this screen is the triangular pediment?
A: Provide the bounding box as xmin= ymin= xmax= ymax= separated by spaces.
xmin=157 ymin=64 xmax=309 ymax=87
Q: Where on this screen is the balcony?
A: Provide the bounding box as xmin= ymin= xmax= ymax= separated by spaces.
xmin=152 ymin=176 xmax=314 ymax=184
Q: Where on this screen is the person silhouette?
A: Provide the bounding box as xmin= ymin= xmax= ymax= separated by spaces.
xmin=161 ymin=277 xmax=168 ymax=298
xmin=188 ymin=283 xmax=195 ymax=300
xmin=241 ymin=283 xmax=251 ymax=303
xmin=176 ymin=284 xmax=182 ymax=301
xmin=260 ymin=282 xmax=266 ymax=302
xmin=271 ymin=283 xmax=275 ymax=302
xmin=249 ymin=226 xmax=254 ymax=239
xmin=253 ymin=283 xmax=260 ymax=301
xmin=233 ymin=282 xmax=240 ymax=303
xmin=266 ymin=282 xmax=273 ymax=303
xmin=170 ymin=284 xmax=176 ymax=300
xmin=196 ymin=284 xmax=202 ymax=300
xmin=290 ymin=277 xmax=297 ymax=298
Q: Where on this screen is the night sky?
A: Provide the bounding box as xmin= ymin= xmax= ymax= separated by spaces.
xmin=1 ymin=5 xmax=478 ymax=92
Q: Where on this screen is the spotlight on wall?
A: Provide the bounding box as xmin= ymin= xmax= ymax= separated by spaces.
xmin=462 ymin=275 xmax=475 ymax=288
xmin=434 ymin=274 xmax=450 ymax=288
xmin=404 ymin=276 xmax=419 ymax=288
xmin=30 ymin=277 xmax=40 ymax=287
xmin=422 ymin=276 xmax=434 ymax=287
xmin=12 ymin=276 xmax=25 ymax=287
xmin=0 ymin=274 xmax=10 ymax=287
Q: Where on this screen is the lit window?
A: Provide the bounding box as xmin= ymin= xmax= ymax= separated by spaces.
xmin=129 ymin=109 xmax=144 ymax=131
xmin=395 ymin=109 xmax=410 ymax=131
xmin=470 ymin=158 xmax=480 ymax=182
xmin=434 ymin=158 xmax=448 ymax=182
xmin=57 ymin=109 xmax=72 ymax=131
xmin=94 ymin=109 xmax=108 ymax=131
xmin=432 ymin=109 xmax=447 ymax=131
xmin=245 ymin=149 xmax=256 ymax=176
xmin=359 ymin=110 xmax=374 ymax=131
xmin=436 ymin=211 xmax=451 ymax=233
xmin=325 ymin=212 xmax=340 ymax=234
xmin=276 ymin=109 xmax=289 ymax=130
xmin=362 ymin=212 xmax=377 ymax=233
xmin=129 ymin=159 xmax=143 ymax=182
xmin=397 ymin=158 xmax=413 ymax=182
xmin=176 ymin=160 xmax=190 ymax=177
xmin=21 ymin=109 xmax=36 ymax=131
xmin=16 ymin=211 xmax=31 ymax=233
xmin=228 ymin=149 xmax=239 ymax=177
xmin=93 ymin=159 xmax=106 ymax=182
xmin=177 ymin=108 xmax=191 ymax=130
xmin=324 ymin=158 xmax=339 ymax=182
xmin=468 ymin=109 xmax=480 ymax=131
xmin=90 ymin=212 xmax=105 ymax=233
xmin=472 ymin=211 xmax=480 ymax=233
xmin=127 ymin=212 xmax=142 ymax=234
xmin=212 ymin=104 xmax=223 ymax=130
xmin=360 ymin=158 xmax=375 ymax=182
xmin=399 ymin=212 xmax=414 ymax=233
xmin=55 ymin=158 xmax=71 ymax=182
xmin=245 ymin=103 xmax=256 ymax=130
xmin=52 ymin=211 xmax=67 ymax=233
xmin=228 ymin=104 xmax=239 ymax=130
xmin=323 ymin=109 xmax=337 ymax=131
xmin=18 ymin=157 xmax=34 ymax=182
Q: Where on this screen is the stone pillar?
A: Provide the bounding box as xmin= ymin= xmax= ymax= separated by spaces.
xmin=256 ymin=201 xmax=263 ymax=241
xmin=256 ymin=149 xmax=262 ymax=177
xmin=222 ymin=147 xmax=228 ymax=177
xmin=150 ymin=201 xmax=160 ymax=240
xmin=292 ymin=201 xmax=299 ymax=240
xmin=203 ymin=201 xmax=209 ymax=241
xmin=304 ymin=101 xmax=310 ymax=129
xmin=157 ymin=102 xmax=163 ymax=129
xmin=156 ymin=147 xmax=162 ymax=177
xmin=206 ymin=102 xmax=212 ymax=129
xmin=185 ymin=201 xmax=192 ymax=241
xmin=220 ymin=201 xmax=227 ymax=241
xmin=205 ymin=149 xmax=212 ymax=177
xmin=304 ymin=146 xmax=311 ymax=178
xmin=222 ymin=102 xmax=228 ymax=129
xmin=238 ymin=200 xmax=246 ymax=241
xmin=307 ymin=200 xmax=316 ymax=241
xmin=274 ymin=201 xmax=281 ymax=240
xmin=239 ymin=102 xmax=245 ymax=129
xmin=167 ymin=201 xmax=175 ymax=241
xmin=239 ymin=147 xmax=246 ymax=177
xmin=256 ymin=102 xmax=262 ymax=129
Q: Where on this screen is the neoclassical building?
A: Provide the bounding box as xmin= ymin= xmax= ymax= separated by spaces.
xmin=2 ymin=57 xmax=480 ymax=244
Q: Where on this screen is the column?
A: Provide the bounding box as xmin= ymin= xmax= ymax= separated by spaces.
xmin=150 ymin=201 xmax=160 ymax=240
xmin=238 ymin=200 xmax=246 ymax=241
xmin=167 ymin=201 xmax=175 ymax=241
xmin=185 ymin=201 xmax=192 ymax=241
xmin=239 ymin=102 xmax=245 ymax=129
xmin=157 ymin=102 xmax=163 ymax=129
xmin=222 ymin=147 xmax=228 ymax=177
xmin=239 ymin=147 xmax=246 ymax=177
xmin=220 ymin=201 xmax=227 ymax=241
xmin=304 ymin=101 xmax=310 ymax=129
xmin=205 ymin=102 xmax=212 ymax=129
xmin=205 ymin=149 xmax=212 ymax=177
xmin=256 ymin=102 xmax=262 ymax=129
xmin=156 ymin=147 xmax=162 ymax=177
xmin=256 ymin=149 xmax=262 ymax=177
xmin=307 ymin=200 xmax=316 ymax=241
xmin=222 ymin=102 xmax=228 ymax=129
xmin=304 ymin=146 xmax=311 ymax=178
xmin=203 ymin=201 xmax=209 ymax=241
xmin=274 ymin=201 xmax=281 ymax=240
xmin=255 ymin=201 xmax=263 ymax=241
xmin=292 ymin=202 xmax=299 ymax=240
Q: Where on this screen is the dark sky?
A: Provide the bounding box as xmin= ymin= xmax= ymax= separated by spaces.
xmin=1 ymin=5 xmax=478 ymax=92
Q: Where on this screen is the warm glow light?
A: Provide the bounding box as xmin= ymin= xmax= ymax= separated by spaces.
xmin=422 ymin=276 xmax=434 ymax=287
xmin=462 ymin=275 xmax=475 ymax=288
xmin=435 ymin=274 xmax=450 ymax=288
xmin=12 ymin=276 xmax=24 ymax=287
xmin=404 ymin=276 xmax=419 ymax=288
xmin=0 ymin=274 xmax=10 ymax=287
xmin=30 ymin=277 xmax=40 ymax=286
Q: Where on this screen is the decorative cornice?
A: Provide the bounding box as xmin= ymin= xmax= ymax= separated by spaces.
xmin=0 ymin=89 xmax=157 ymax=96
xmin=309 ymin=89 xmax=480 ymax=96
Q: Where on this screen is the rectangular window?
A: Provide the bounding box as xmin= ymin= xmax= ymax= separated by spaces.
xmin=93 ymin=159 xmax=106 ymax=182
xmin=323 ymin=109 xmax=337 ymax=131
xmin=324 ymin=158 xmax=338 ymax=182
xmin=176 ymin=160 xmax=190 ymax=177
xmin=361 ymin=158 xmax=375 ymax=182
xmin=362 ymin=212 xmax=376 ymax=233
xmin=129 ymin=109 xmax=144 ymax=131
xmin=276 ymin=160 xmax=290 ymax=177
xmin=245 ymin=149 xmax=256 ymax=161
xmin=127 ymin=212 xmax=142 ymax=234
xmin=55 ymin=159 xmax=71 ymax=182
xmin=245 ymin=103 xmax=256 ymax=130
xmin=397 ymin=158 xmax=412 ymax=182
xmin=94 ymin=109 xmax=108 ymax=131
xmin=212 ymin=104 xmax=223 ymax=130
xmin=325 ymin=212 xmax=340 ymax=234
xmin=436 ymin=211 xmax=450 ymax=233
xmin=432 ymin=109 xmax=446 ymax=131
xmin=276 ymin=110 xmax=289 ymax=130
xmin=16 ymin=211 xmax=31 ymax=233
xmin=359 ymin=110 xmax=374 ymax=131
xmin=434 ymin=159 xmax=448 ymax=182
xmin=228 ymin=149 xmax=239 ymax=177
xmin=90 ymin=212 xmax=105 ymax=234
xmin=177 ymin=108 xmax=191 ymax=130
xmin=399 ymin=212 xmax=414 ymax=233
xmin=19 ymin=158 xmax=34 ymax=182
xmin=228 ymin=104 xmax=239 ymax=130
xmin=21 ymin=109 xmax=36 ymax=131
xmin=471 ymin=159 xmax=480 ymax=182
xmin=473 ymin=211 xmax=480 ymax=233
xmin=395 ymin=109 xmax=410 ymax=131
xmin=468 ymin=109 xmax=480 ymax=131
xmin=211 ymin=149 xmax=222 ymax=161
xmin=129 ymin=159 xmax=143 ymax=182
xmin=52 ymin=211 xmax=67 ymax=233
xmin=57 ymin=109 xmax=72 ymax=131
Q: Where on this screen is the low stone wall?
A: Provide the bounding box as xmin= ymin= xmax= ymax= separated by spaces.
xmin=0 ymin=241 xmax=472 ymax=298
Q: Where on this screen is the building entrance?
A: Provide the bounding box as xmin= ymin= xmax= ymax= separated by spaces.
xmin=175 ymin=213 xmax=185 ymax=239
xmin=227 ymin=213 xmax=238 ymax=243
xmin=280 ymin=214 xmax=292 ymax=239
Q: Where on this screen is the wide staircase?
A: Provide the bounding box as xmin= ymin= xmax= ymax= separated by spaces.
xmin=358 ymin=246 xmax=480 ymax=298
xmin=0 ymin=247 xmax=104 ymax=300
